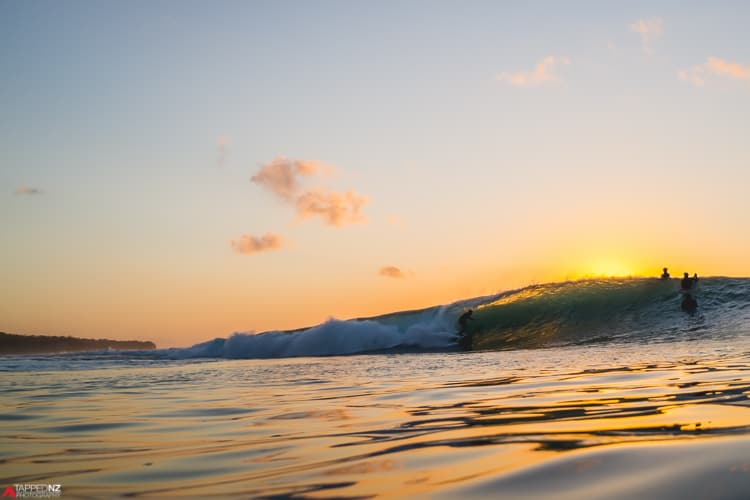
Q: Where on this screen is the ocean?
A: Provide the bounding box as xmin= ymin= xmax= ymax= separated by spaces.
xmin=2 ymin=277 xmax=750 ymax=498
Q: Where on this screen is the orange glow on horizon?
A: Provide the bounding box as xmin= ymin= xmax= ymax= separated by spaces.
xmin=586 ymin=259 xmax=639 ymax=278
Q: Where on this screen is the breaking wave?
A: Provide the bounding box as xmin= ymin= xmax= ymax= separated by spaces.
xmin=164 ymin=277 xmax=750 ymax=359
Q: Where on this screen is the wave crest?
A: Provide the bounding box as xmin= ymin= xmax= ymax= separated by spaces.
xmin=165 ymin=278 xmax=750 ymax=359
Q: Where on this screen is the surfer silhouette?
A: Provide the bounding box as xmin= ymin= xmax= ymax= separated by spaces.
xmin=457 ymin=309 xmax=473 ymax=336
xmin=661 ymin=267 xmax=670 ymax=279
xmin=681 ymin=293 xmax=698 ymax=313
xmin=681 ymin=272 xmax=699 ymax=291
xmin=456 ymin=309 xmax=474 ymax=350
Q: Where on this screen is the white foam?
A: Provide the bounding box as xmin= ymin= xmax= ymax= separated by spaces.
xmin=162 ymin=292 xmax=504 ymax=359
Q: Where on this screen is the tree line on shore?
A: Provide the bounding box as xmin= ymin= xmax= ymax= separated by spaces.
xmin=0 ymin=332 xmax=156 ymax=355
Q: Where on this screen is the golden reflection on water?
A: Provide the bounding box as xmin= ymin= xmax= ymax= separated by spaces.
xmin=2 ymin=344 xmax=750 ymax=498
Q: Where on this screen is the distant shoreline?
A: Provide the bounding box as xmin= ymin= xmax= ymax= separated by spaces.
xmin=0 ymin=332 xmax=156 ymax=355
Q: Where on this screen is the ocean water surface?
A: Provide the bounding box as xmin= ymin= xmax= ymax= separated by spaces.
xmin=3 ymin=278 xmax=750 ymax=498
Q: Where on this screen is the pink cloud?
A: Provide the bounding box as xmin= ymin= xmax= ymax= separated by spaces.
xmin=251 ymin=157 xmax=369 ymax=227
xmin=706 ymin=57 xmax=750 ymax=79
xmin=251 ymin=157 xmax=305 ymax=201
xmin=296 ymin=189 xmax=368 ymax=227
xmin=497 ymin=56 xmax=570 ymax=87
xmin=378 ymin=266 xmax=407 ymax=279
xmin=629 ymin=18 xmax=663 ymax=54
xmin=230 ymin=233 xmax=284 ymax=255
xmin=679 ymin=57 xmax=750 ymax=87
xmin=294 ymin=159 xmax=335 ymax=176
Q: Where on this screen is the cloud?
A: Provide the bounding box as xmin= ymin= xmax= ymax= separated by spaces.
xmin=296 ymin=189 xmax=368 ymax=227
xmin=251 ymin=156 xmax=328 ymax=201
xmin=706 ymin=57 xmax=750 ymax=79
xmin=678 ymin=66 xmax=706 ymax=87
xmin=497 ymin=56 xmax=570 ymax=87
xmin=378 ymin=266 xmax=408 ymax=279
xmin=15 ymin=187 xmax=42 ymax=195
xmin=251 ymin=157 xmax=306 ymax=201
xmin=706 ymin=57 xmax=750 ymax=80
xmin=629 ymin=18 xmax=663 ymax=54
xmin=251 ymin=156 xmax=368 ymax=227
xmin=230 ymin=233 xmax=284 ymax=255
xmin=679 ymin=57 xmax=750 ymax=87
xmin=294 ymin=159 xmax=336 ymax=177
xmin=217 ymin=135 xmax=231 ymax=167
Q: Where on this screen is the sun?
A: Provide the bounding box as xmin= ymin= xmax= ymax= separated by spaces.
xmin=589 ymin=259 xmax=634 ymax=278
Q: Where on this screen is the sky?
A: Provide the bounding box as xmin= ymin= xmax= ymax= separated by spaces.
xmin=2 ymin=1 xmax=750 ymax=347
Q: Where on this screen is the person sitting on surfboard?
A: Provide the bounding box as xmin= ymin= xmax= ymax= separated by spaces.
xmin=661 ymin=267 xmax=671 ymax=279
xmin=681 ymin=272 xmax=698 ymax=291
xmin=681 ymin=293 xmax=698 ymax=313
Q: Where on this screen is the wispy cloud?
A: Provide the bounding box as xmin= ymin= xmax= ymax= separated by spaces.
xmin=293 ymin=160 xmax=336 ymax=177
xmin=679 ymin=57 xmax=750 ymax=87
xmin=629 ymin=18 xmax=663 ymax=54
xmin=15 ymin=187 xmax=42 ymax=195
xmin=296 ymin=189 xmax=368 ymax=226
xmin=497 ymin=56 xmax=570 ymax=87
xmin=217 ymin=135 xmax=231 ymax=167
xmin=230 ymin=233 xmax=284 ymax=255
xmin=251 ymin=157 xmax=309 ymax=201
xmin=707 ymin=57 xmax=750 ymax=79
xmin=378 ymin=266 xmax=409 ymax=279
xmin=252 ymin=157 xmax=368 ymax=227
xmin=679 ymin=66 xmax=707 ymax=87
xmin=251 ymin=157 xmax=331 ymax=201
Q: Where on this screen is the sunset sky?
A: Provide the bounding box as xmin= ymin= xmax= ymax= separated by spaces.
xmin=3 ymin=1 xmax=750 ymax=347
